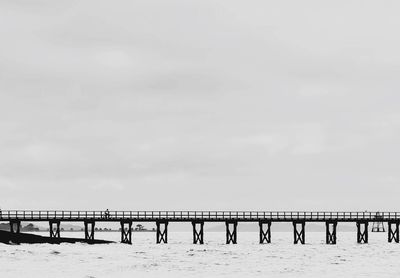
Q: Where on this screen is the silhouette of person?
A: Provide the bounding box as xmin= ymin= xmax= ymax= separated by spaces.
xmin=105 ymin=209 xmax=110 ymax=219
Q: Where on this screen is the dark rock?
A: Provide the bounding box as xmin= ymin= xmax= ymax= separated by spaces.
xmin=0 ymin=230 xmax=114 ymax=245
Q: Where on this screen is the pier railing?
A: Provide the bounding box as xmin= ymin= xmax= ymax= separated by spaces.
xmin=0 ymin=211 xmax=398 ymax=222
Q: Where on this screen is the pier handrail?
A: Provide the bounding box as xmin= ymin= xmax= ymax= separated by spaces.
xmin=0 ymin=210 xmax=399 ymax=221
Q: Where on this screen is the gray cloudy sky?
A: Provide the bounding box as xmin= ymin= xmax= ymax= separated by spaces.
xmin=1 ymin=0 xmax=399 ymax=211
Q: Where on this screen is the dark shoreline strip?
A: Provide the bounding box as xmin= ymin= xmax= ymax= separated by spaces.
xmin=0 ymin=230 xmax=113 ymax=245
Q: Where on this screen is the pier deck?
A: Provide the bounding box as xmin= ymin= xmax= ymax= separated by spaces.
xmin=0 ymin=211 xmax=398 ymax=245
xmin=0 ymin=210 xmax=398 ymax=222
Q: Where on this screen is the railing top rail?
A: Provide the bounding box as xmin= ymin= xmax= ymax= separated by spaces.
xmin=1 ymin=210 xmax=400 ymax=215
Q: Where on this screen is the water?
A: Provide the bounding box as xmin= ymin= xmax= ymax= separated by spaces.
xmin=1 ymin=231 xmax=399 ymax=278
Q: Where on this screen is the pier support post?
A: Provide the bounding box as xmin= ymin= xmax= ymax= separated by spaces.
xmin=156 ymin=221 xmax=168 ymax=244
xmin=192 ymin=221 xmax=204 ymax=244
xmin=84 ymin=221 xmax=95 ymax=242
xmin=388 ymin=221 xmax=400 ymax=243
xmin=293 ymin=221 xmax=305 ymax=244
xmin=325 ymin=221 xmax=337 ymax=244
xmin=259 ymin=221 xmax=271 ymax=244
xmin=120 ymin=221 xmax=132 ymax=244
xmin=9 ymin=220 xmax=21 ymax=234
xmin=356 ymin=221 xmax=368 ymax=244
xmin=49 ymin=220 xmax=61 ymax=239
xmin=225 ymin=221 xmax=238 ymax=244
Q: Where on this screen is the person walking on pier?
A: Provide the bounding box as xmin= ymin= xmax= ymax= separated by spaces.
xmin=105 ymin=209 xmax=110 ymax=219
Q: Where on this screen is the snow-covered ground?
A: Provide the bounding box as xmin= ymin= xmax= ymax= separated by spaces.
xmin=0 ymin=231 xmax=399 ymax=278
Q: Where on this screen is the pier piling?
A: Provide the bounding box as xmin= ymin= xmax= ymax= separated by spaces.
xmin=356 ymin=221 xmax=368 ymax=244
xmin=156 ymin=221 xmax=168 ymax=244
xmin=49 ymin=220 xmax=61 ymax=239
xmin=192 ymin=221 xmax=204 ymax=244
xmin=388 ymin=221 xmax=400 ymax=243
xmin=84 ymin=221 xmax=95 ymax=241
xmin=9 ymin=220 xmax=21 ymax=234
xmin=293 ymin=221 xmax=305 ymax=244
xmin=120 ymin=220 xmax=132 ymax=244
xmin=225 ymin=221 xmax=238 ymax=244
xmin=325 ymin=221 xmax=337 ymax=244
xmin=259 ymin=220 xmax=271 ymax=244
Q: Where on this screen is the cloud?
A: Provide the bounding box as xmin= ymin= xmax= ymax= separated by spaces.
xmin=230 ymin=123 xmax=327 ymax=155
xmin=0 ymin=0 xmax=400 ymax=210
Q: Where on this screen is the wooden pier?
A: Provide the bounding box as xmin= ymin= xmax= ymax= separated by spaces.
xmin=1 ymin=210 xmax=400 ymax=245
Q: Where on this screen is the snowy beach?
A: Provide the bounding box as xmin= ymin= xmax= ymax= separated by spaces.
xmin=1 ymin=231 xmax=399 ymax=278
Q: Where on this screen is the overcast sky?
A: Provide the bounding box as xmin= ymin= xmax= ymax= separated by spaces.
xmin=0 ymin=0 xmax=399 ymax=211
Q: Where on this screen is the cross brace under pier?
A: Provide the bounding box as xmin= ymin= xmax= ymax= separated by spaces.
xmin=356 ymin=221 xmax=368 ymax=244
xmin=259 ymin=221 xmax=271 ymax=244
xmin=120 ymin=221 xmax=132 ymax=244
xmin=192 ymin=221 xmax=204 ymax=244
xmin=156 ymin=221 xmax=168 ymax=244
xmin=226 ymin=221 xmax=238 ymax=244
xmin=388 ymin=221 xmax=400 ymax=243
xmin=49 ymin=220 xmax=61 ymax=238
xmin=325 ymin=221 xmax=337 ymax=244
xmin=293 ymin=221 xmax=305 ymax=244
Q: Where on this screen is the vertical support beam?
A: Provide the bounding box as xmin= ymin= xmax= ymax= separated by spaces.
xmin=325 ymin=221 xmax=337 ymax=244
xmin=156 ymin=221 xmax=168 ymax=244
xmin=120 ymin=221 xmax=132 ymax=244
xmin=293 ymin=221 xmax=305 ymax=244
xmin=388 ymin=221 xmax=400 ymax=243
xmin=259 ymin=221 xmax=271 ymax=244
xmin=9 ymin=220 xmax=21 ymax=234
xmin=192 ymin=221 xmax=204 ymax=244
xmin=84 ymin=221 xmax=95 ymax=242
xmin=356 ymin=221 xmax=369 ymax=244
xmin=49 ymin=220 xmax=61 ymax=238
xmin=225 ymin=221 xmax=238 ymax=244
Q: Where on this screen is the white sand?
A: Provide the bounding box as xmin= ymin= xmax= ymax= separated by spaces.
xmin=0 ymin=231 xmax=399 ymax=278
